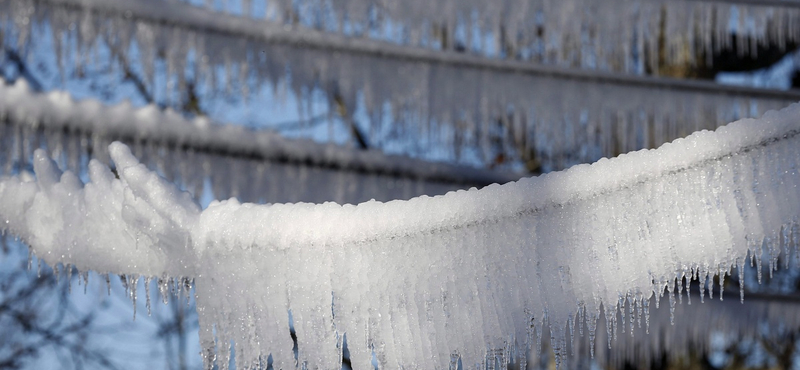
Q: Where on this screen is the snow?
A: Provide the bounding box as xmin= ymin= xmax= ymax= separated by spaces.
xmin=1 ymin=89 xmax=798 ymax=368
xmin=3 ymin=0 xmax=798 ymax=172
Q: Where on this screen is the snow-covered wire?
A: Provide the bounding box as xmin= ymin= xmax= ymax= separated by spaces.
xmin=0 ymin=88 xmax=798 ymax=368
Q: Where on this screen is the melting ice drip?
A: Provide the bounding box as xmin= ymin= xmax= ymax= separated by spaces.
xmin=0 ymin=97 xmax=799 ymax=368
xmin=2 ymin=0 xmax=797 ymax=172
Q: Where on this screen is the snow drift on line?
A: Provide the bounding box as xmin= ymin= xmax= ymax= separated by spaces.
xmin=0 ymin=104 xmax=799 ymax=369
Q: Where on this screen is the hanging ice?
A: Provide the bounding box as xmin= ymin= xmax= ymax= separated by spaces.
xmin=3 ymin=0 xmax=799 ymax=171
xmin=0 ymin=79 xmax=515 ymax=204
xmin=184 ymin=0 xmax=800 ymax=74
xmin=1 ymin=92 xmax=799 ymax=368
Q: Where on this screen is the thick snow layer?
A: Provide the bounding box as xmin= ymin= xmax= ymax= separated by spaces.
xmin=3 ymin=0 xmax=798 ymax=171
xmin=1 ymin=100 xmax=799 ymax=368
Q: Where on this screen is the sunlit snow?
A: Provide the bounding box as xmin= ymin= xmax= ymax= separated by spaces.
xmin=1 ymin=89 xmax=798 ymax=368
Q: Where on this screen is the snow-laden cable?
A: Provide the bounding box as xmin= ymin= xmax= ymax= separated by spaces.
xmin=1 ymin=104 xmax=799 ymax=368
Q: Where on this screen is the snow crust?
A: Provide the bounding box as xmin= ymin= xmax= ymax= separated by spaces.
xmin=1 ymin=96 xmax=798 ymax=368
xmin=3 ymin=0 xmax=797 ymax=171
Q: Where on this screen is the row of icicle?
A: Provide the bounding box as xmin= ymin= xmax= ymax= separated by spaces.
xmin=2 ymin=0 xmax=798 ymax=171
xmin=183 ymin=0 xmax=800 ymax=73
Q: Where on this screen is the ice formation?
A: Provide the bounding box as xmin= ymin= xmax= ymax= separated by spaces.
xmin=3 ymin=0 xmax=800 ymax=171
xmin=0 ymin=79 xmax=514 ymax=204
xmin=531 ymin=287 xmax=800 ymax=368
xmin=0 ymin=90 xmax=798 ymax=368
xmin=177 ymin=0 xmax=800 ymax=74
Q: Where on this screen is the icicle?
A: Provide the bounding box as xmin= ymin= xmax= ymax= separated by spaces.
xmin=587 ymin=312 xmax=597 ymax=358
xmin=698 ymin=269 xmax=706 ymax=304
xmin=131 ymin=275 xmax=138 ymax=320
xmin=737 ymin=258 xmax=745 ymax=303
xmin=667 ymin=284 xmax=676 ymax=326
xmin=642 ymin=299 xmax=650 ymax=335
xmin=66 ymin=264 xmax=73 ymax=293
xmin=718 ymin=267 xmax=725 ymax=301
xmin=783 ymin=225 xmax=791 ymax=270
xmin=756 ymin=241 xmax=764 ymax=284
xmin=707 ymin=272 xmax=714 ymax=300
xmin=635 ymin=295 xmax=642 ymax=329
xmin=618 ymin=295 xmax=626 ymax=335
xmin=653 ymin=281 xmax=661 ymax=310
xmin=685 ymin=272 xmax=691 ymax=305
xmin=604 ymin=306 xmax=614 ymax=349
xmin=158 ymin=277 xmax=170 ymax=304
xmin=145 ymin=276 xmax=152 ymax=316
xmin=611 ymin=306 xmax=618 ymax=343
xmin=534 ymin=321 xmax=542 ymax=359
xmin=105 ymin=273 xmax=111 ymax=296
xmin=768 ymin=237 xmax=775 ymax=279
xmin=81 ymin=270 xmax=89 ymax=294
xmin=567 ymin=313 xmax=575 ymax=345
xmin=627 ymin=294 xmax=635 ymax=336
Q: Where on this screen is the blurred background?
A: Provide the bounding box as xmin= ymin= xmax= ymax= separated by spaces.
xmin=2 ymin=0 xmax=800 ymax=368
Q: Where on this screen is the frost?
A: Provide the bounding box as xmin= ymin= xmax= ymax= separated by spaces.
xmin=1 ymin=94 xmax=799 ymax=368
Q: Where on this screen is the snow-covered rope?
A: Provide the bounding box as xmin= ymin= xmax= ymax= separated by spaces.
xmin=1 ymin=99 xmax=798 ymax=368
xmin=3 ymin=0 xmax=799 ymax=171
